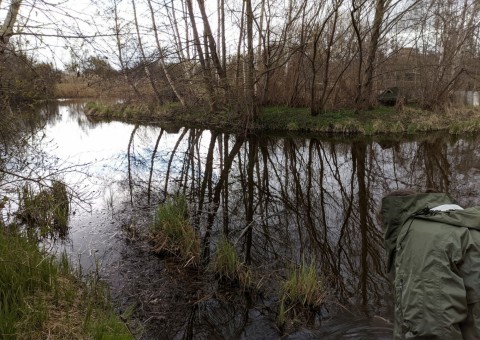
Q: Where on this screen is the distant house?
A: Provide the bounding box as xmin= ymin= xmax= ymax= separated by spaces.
xmin=377 ymin=87 xmax=402 ymax=105
xmin=377 ymin=48 xmax=421 ymax=105
xmin=377 ymin=47 xmax=480 ymax=107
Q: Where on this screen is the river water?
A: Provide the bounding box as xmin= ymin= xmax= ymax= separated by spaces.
xmin=4 ymin=100 xmax=480 ymax=339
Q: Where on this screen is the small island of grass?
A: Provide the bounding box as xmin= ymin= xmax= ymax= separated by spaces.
xmin=84 ymin=100 xmax=480 ymax=136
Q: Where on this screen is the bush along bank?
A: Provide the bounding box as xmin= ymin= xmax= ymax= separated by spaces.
xmin=85 ymin=101 xmax=480 ymax=135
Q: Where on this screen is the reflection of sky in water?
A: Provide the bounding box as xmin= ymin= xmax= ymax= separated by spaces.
xmin=36 ymin=104 xmax=136 ymax=272
xmin=41 ymin=105 xmax=135 ymax=208
xmin=38 ymin=104 xmax=215 ymax=209
xmin=37 ymin=102 xmax=216 ymax=273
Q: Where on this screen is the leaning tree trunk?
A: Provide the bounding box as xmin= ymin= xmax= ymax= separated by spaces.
xmin=147 ymin=0 xmax=186 ymax=106
xmin=131 ymin=0 xmax=162 ymax=104
xmin=0 ymin=0 xmax=22 ymax=53
xmin=185 ymin=0 xmax=216 ymax=112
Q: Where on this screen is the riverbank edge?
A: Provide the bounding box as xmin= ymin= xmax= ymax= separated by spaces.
xmin=0 ymin=230 xmax=133 ymax=339
xmin=84 ymin=101 xmax=480 ymax=136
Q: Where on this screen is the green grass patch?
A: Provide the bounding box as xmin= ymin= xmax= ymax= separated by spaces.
xmin=259 ymin=105 xmax=480 ymax=135
xmin=258 ymin=106 xmax=398 ymax=134
xmin=211 ymin=236 xmax=251 ymax=286
xmin=449 ymin=119 xmax=480 ymax=134
xmin=278 ymin=260 xmax=326 ymax=324
xmin=149 ymin=194 xmax=200 ymax=266
xmin=0 ymin=230 xmax=132 ymax=339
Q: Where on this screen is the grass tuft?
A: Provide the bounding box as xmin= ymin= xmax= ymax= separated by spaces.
xmin=278 ymin=260 xmax=326 ymax=324
xmin=16 ymin=180 xmax=70 ymax=238
xmin=149 ymin=194 xmax=200 ymax=266
xmin=211 ymin=236 xmax=251 ymax=286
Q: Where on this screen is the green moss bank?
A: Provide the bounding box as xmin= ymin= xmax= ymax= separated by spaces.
xmin=85 ymin=101 xmax=480 ymax=136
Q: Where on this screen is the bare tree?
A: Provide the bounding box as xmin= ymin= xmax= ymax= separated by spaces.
xmin=357 ymin=0 xmax=389 ymax=110
xmin=113 ymin=0 xmax=142 ymax=98
xmin=185 ymin=0 xmax=216 ymax=111
xmin=146 ymin=0 xmax=186 ymax=106
xmin=131 ymin=0 xmax=162 ymax=103
xmin=245 ymin=0 xmax=256 ymax=120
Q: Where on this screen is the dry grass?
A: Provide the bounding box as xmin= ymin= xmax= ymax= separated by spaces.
xmin=54 ymin=80 xmax=99 ymax=99
xmin=54 ymin=76 xmax=133 ymax=99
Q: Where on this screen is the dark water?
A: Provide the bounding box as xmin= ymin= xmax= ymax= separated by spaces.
xmin=4 ymin=100 xmax=480 ymax=338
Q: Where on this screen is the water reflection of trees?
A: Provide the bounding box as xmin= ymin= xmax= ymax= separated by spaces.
xmin=0 ymin=103 xmax=95 ymax=224
xmin=124 ymin=127 xmax=480 ymax=317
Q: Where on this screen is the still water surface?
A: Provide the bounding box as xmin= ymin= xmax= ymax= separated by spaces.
xmin=8 ymin=100 xmax=480 ymax=339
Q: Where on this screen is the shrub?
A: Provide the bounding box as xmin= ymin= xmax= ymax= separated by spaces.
xmin=16 ymin=180 xmax=70 ymax=238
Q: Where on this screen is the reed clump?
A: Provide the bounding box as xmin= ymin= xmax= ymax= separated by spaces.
xmin=149 ymin=194 xmax=200 ymax=266
xmin=16 ymin=180 xmax=70 ymax=238
xmin=278 ymin=260 xmax=326 ymax=324
xmin=55 ymin=80 xmax=99 ymax=98
xmin=211 ymin=236 xmax=251 ymax=286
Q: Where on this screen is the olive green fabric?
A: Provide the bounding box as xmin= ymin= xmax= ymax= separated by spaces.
xmin=382 ymin=193 xmax=480 ymax=339
xmin=381 ymin=193 xmax=457 ymax=276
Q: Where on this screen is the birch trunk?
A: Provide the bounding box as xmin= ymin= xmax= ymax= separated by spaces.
xmin=0 ymin=0 xmax=22 ymax=53
xmin=131 ymin=0 xmax=162 ymax=103
xmin=146 ymin=0 xmax=186 ymax=106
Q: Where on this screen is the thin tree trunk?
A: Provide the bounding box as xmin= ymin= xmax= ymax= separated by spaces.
xmin=197 ymin=0 xmax=228 ymax=88
xmin=318 ymin=3 xmax=341 ymax=113
xmin=113 ymin=0 xmax=141 ymax=98
xmin=245 ymin=0 xmax=256 ymax=122
xmin=185 ymin=0 xmax=216 ymax=111
xmin=235 ymin=0 xmax=246 ymax=88
xmin=351 ymin=0 xmax=364 ymax=110
xmin=147 ymin=0 xmax=186 ymax=106
xmin=220 ymin=0 xmax=226 ymax=72
xmin=131 ymin=0 xmax=162 ymax=104
xmin=0 ymin=0 xmax=22 ymax=53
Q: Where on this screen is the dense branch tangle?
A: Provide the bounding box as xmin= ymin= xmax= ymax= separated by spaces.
xmin=3 ymin=0 xmax=480 ymax=113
